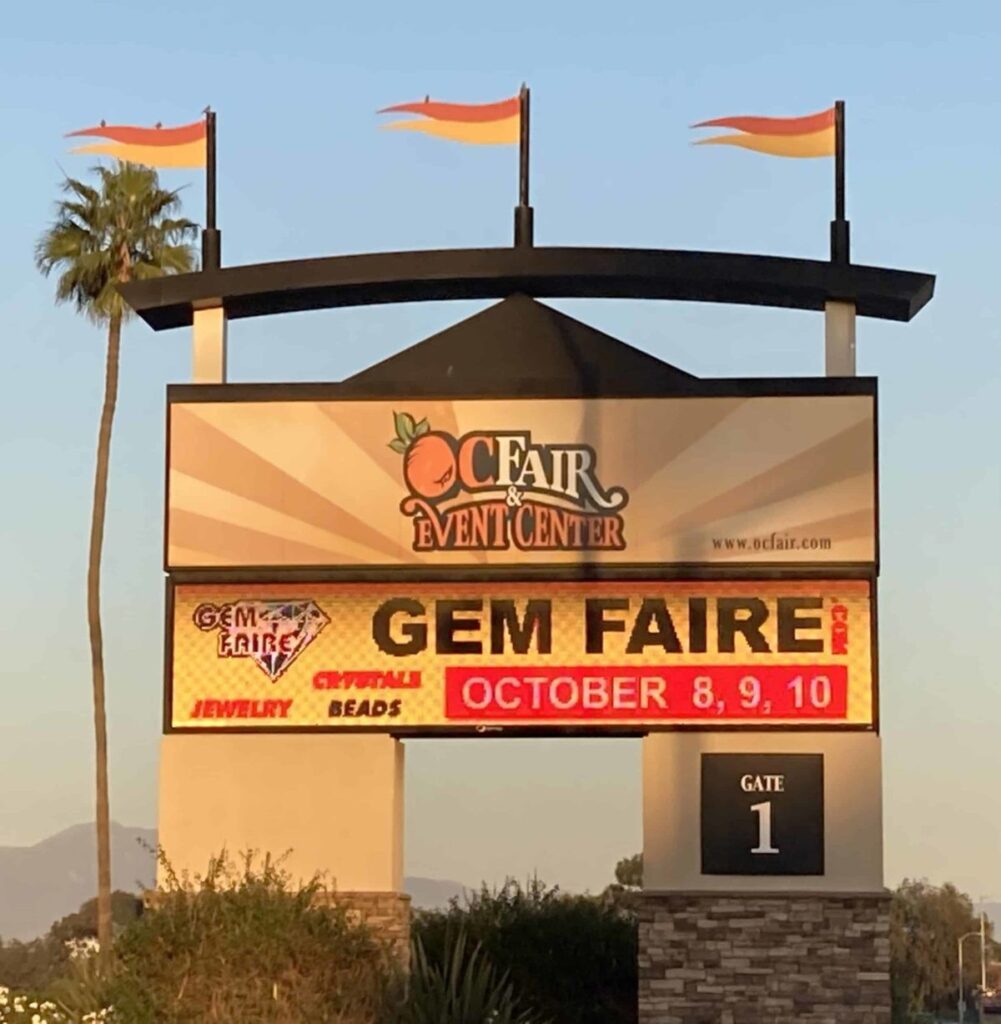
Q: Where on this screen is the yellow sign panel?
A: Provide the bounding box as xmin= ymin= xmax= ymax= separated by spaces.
xmin=169 ymin=580 xmax=874 ymax=732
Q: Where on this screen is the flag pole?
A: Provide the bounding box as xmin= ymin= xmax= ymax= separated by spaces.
xmin=202 ymin=108 xmax=221 ymax=271
xmin=514 ymin=83 xmax=534 ymax=246
xmin=830 ymin=99 xmax=849 ymax=263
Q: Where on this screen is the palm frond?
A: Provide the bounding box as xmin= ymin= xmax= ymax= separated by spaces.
xmin=37 ymin=162 xmax=198 ymax=324
xmin=60 ymin=175 xmax=100 ymax=206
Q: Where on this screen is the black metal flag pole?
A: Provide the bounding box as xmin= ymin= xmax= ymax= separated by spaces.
xmin=202 ymin=107 xmax=221 ymax=271
xmin=830 ymin=99 xmax=849 ymax=263
xmin=514 ymin=83 xmax=534 ymax=247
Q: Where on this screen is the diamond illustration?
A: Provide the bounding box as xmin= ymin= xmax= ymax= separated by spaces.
xmin=217 ymin=600 xmax=329 ymax=681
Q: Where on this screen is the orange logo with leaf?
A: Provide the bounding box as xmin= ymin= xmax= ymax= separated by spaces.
xmin=388 ymin=412 xmax=627 ymax=553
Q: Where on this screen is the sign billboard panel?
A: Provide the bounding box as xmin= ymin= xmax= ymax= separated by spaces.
xmin=168 ymin=580 xmax=874 ymax=732
xmin=166 ymin=389 xmax=876 ymax=569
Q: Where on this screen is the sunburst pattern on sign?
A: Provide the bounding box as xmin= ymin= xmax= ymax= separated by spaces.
xmin=167 ymin=396 xmax=875 ymax=568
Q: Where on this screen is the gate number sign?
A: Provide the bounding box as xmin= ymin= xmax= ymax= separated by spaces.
xmin=700 ymin=753 xmax=824 ymax=875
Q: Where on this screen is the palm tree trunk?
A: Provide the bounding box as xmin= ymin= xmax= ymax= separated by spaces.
xmin=88 ymin=311 xmax=121 ymax=961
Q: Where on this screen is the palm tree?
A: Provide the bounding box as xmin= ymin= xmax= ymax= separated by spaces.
xmin=36 ymin=163 xmax=197 ymax=958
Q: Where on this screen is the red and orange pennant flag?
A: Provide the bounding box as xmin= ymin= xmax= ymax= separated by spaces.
xmin=66 ymin=118 xmax=207 ymax=168
xmin=378 ymin=95 xmax=520 ymax=145
xmin=691 ymin=106 xmax=835 ymax=158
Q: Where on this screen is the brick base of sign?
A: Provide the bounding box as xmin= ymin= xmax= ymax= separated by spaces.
xmin=638 ymin=891 xmax=891 ymax=1024
xmin=319 ymin=891 xmax=412 ymax=969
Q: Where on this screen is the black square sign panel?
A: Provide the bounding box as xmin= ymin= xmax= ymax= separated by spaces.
xmin=700 ymin=753 xmax=824 ymax=876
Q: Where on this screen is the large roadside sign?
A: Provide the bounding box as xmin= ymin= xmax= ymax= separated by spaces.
xmin=167 ymin=580 xmax=874 ymax=733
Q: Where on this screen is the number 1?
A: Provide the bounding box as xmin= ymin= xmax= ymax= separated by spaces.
xmin=750 ymin=801 xmax=779 ymax=854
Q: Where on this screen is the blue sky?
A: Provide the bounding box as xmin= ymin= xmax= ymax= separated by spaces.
xmin=1 ymin=0 xmax=999 ymax=895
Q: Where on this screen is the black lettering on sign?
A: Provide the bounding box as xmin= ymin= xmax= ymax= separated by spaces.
xmin=372 ymin=599 xmax=427 ymax=656
xmin=777 ymin=597 xmax=824 ymax=653
xmin=490 ymin=599 xmax=552 ymax=654
xmin=436 ymin=599 xmax=483 ymax=654
xmin=625 ymin=599 xmax=683 ymax=654
xmin=716 ymin=598 xmax=771 ymax=653
xmin=584 ymin=598 xmax=629 ymax=654
xmin=328 ymin=699 xmax=403 ymax=718
xmin=700 ymin=753 xmax=824 ymax=875
xmin=688 ymin=598 xmax=708 ymax=653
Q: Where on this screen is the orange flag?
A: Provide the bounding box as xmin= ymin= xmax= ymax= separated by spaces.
xmin=378 ymin=96 xmax=520 ymax=145
xmin=692 ymin=107 xmax=835 ymax=158
xmin=66 ymin=119 xmax=207 ymax=168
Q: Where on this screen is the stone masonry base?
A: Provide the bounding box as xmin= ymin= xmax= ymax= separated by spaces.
xmin=638 ymin=891 xmax=891 ymax=1024
xmin=320 ymin=891 xmax=412 ymax=969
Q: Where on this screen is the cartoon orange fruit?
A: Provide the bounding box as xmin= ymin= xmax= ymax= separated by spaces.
xmin=404 ymin=432 xmax=457 ymax=498
xmin=389 ymin=412 xmax=457 ymax=500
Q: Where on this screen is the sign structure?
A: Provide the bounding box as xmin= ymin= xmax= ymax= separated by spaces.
xmin=168 ymin=580 xmax=873 ymax=733
xmin=165 ymin=388 xmax=876 ymax=569
xmin=700 ymin=753 xmax=825 ymax=875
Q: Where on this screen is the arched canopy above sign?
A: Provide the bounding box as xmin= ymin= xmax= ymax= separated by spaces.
xmin=120 ymin=245 xmax=934 ymax=331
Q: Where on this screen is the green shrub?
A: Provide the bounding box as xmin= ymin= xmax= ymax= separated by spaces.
xmin=100 ymin=850 xmax=398 ymax=1023
xmin=413 ymin=879 xmax=636 ymax=1024
xmin=391 ymin=932 xmax=543 ymax=1024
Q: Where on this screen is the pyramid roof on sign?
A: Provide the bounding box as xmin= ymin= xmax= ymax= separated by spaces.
xmin=341 ymin=294 xmax=697 ymax=397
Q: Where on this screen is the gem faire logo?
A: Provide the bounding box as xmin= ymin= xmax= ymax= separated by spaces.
xmin=193 ymin=599 xmax=329 ymax=681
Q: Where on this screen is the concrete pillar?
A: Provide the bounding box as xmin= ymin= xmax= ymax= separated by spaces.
xmin=157 ymin=733 xmax=405 ymax=890
xmin=192 ymin=303 xmax=227 ymax=383
xmin=825 ymin=300 xmax=857 ymax=377
xmin=642 ymin=732 xmax=883 ymax=892
xmin=639 ymin=732 xmax=888 ymax=1023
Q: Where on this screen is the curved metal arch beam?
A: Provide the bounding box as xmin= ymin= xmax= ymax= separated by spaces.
xmin=119 ymin=246 xmax=935 ymax=330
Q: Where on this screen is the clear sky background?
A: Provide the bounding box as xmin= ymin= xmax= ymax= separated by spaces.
xmin=1 ymin=0 xmax=999 ymax=896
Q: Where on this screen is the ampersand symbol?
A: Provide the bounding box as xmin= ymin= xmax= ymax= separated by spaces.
xmin=505 ymin=485 xmax=523 ymax=507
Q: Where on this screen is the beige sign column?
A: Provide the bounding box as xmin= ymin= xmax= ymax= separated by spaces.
xmin=642 ymin=732 xmax=883 ymax=892
xmin=158 ymin=306 xmax=407 ymax=952
xmin=192 ymin=303 xmax=228 ymax=383
xmin=825 ymin=300 xmax=857 ymax=376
